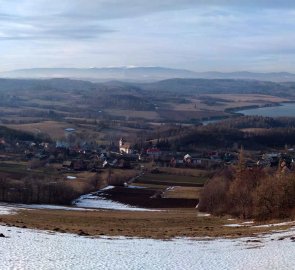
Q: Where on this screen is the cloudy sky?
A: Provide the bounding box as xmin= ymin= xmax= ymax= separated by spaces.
xmin=0 ymin=0 xmax=295 ymax=72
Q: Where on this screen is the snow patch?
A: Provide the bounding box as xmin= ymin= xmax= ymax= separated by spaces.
xmin=73 ymin=193 xmax=158 ymax=211
xmin=101 ymin=185 xmax=115 ymax=191
xmin=197 ymin=212 xmax=211 ymax=217
xmin=0 ymin=205 xmax=16 ymax=215
xmin=242 ymin=221 xmax=254 ymax=225
xmin=253 ymin=221 xmax=295 ymax=228
xmin=224 ymin=221 xmax=254 ymax=227
xmin=126 ymin=185 xmax=146 ymax=189
xmin=225 ymin=221 xmax=294 ymax=228
xmin=0 ymin=203 xmax=94 ymax=212
xmin=224 ymin=224 xmax=244 ymax=227
xmin=66 ymin=176 xmax=77 ymax=180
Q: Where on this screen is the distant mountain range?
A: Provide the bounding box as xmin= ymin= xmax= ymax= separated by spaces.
xmin=1 ymin=67 xmax=295 ymax=82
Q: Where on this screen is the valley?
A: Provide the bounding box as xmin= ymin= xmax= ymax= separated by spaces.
xmin=2 ymin=1 xmax=295 ymax=269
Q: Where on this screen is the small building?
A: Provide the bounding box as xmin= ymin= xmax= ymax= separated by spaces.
xmin=184 ymin=154 xmax=192 ymax=165
xmin=62 ymin=161 xmax=72 ymax=169
xmin=119 ymin=138 xmax=132 ymax=154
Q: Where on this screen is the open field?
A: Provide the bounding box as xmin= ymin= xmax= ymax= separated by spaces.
xmin=205 ymin=94 xmax=289 ymax=103
xmin=96 ymin=185 xmax=198 ymax=208
xmin=0 ymin=162 xmax=31 ymax=179
xmin=136 ymin=173 xmax=208 ymax=187
xmin=162 ymin=186 xmax=202 ymax=199
xmin=105 ymin=109 xmax=161 ymax=120
xmin=158 ymin=167 xmax=209 ymax=177
xmin=157 ymin=109 xmax=229 ymax=121
xmin=241 ymin=128 xmax=270 ymax=133
xmin=0 ymin=208 xmax=294 ymax=239
xmin=5 ymin=119 xmax=140 ymax=143
xmin=0 ymin=161 xmax=62 ymax=179
xmin=6 ymin=121 xmax=73 ymax=139
xmin=169 ymin=94 xmax=291 ymax=114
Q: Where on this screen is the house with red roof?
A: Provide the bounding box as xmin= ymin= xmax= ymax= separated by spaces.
xmin=146 ymin=147 xmax=162 ymax=159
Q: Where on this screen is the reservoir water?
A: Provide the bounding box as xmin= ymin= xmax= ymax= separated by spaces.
xmin=236 ymin=103 xmax=295 ymax=117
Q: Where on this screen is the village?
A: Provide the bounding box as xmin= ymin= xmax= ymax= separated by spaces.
xmin=1 ymin=126 xmax=295 ymax=174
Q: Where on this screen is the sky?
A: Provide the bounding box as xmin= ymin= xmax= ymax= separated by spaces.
xmin=1 ymin=0 xmax=295 ymax=72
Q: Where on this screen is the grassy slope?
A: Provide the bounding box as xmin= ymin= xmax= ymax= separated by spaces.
xmin=0 ymin=208 xmax=293 ymax=239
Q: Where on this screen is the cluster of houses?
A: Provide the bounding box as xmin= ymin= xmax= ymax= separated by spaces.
xmin=0 ymin=133 xmax=231 ymax=171
xmin=118 ymin=138 xmax=237 ymax=169
xmin=1 ymin=129 xmax=295 ymax=173
xmin=256 ymin=152 xmax=295 ymax=170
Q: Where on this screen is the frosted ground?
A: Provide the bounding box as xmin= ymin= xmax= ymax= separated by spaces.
xmin=74 ymin=193 xmax=156 ymax=211
xmin=1 ymin=225 xmax=295 ymax=270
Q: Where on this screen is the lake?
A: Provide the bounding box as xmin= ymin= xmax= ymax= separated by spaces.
xmin=237 ymin=103 xmax=295 ymax=117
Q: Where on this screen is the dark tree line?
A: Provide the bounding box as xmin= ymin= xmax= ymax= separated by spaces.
xmin=0 ymin=126 xmax=45 ymax=142
xmin=216 ymin=116 xmax=295 ymax=129
xmin=0 ymin=173 xmax=104 ymax=205
xmin=0 ymin=176 xmax=79 ymax=205
xmin=169 ymin=119 xmax=295 ymax=150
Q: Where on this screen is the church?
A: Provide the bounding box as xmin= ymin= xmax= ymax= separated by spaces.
xmin=119 ymin=138 xmax=132 ymax=154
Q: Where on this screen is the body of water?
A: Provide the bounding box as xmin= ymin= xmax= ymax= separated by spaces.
xmin=237 ymin=103 xmax=295 ymax=117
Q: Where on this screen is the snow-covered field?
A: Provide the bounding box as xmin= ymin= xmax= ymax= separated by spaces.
xmin=1 ymin=225 xmax=295 ymax=270
xmin=73 ymin=186 xmax=158 ymax=211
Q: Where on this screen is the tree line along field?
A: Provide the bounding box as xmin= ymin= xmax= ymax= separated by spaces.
xmin=0 ymin=161 xmax=99 ymax=205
